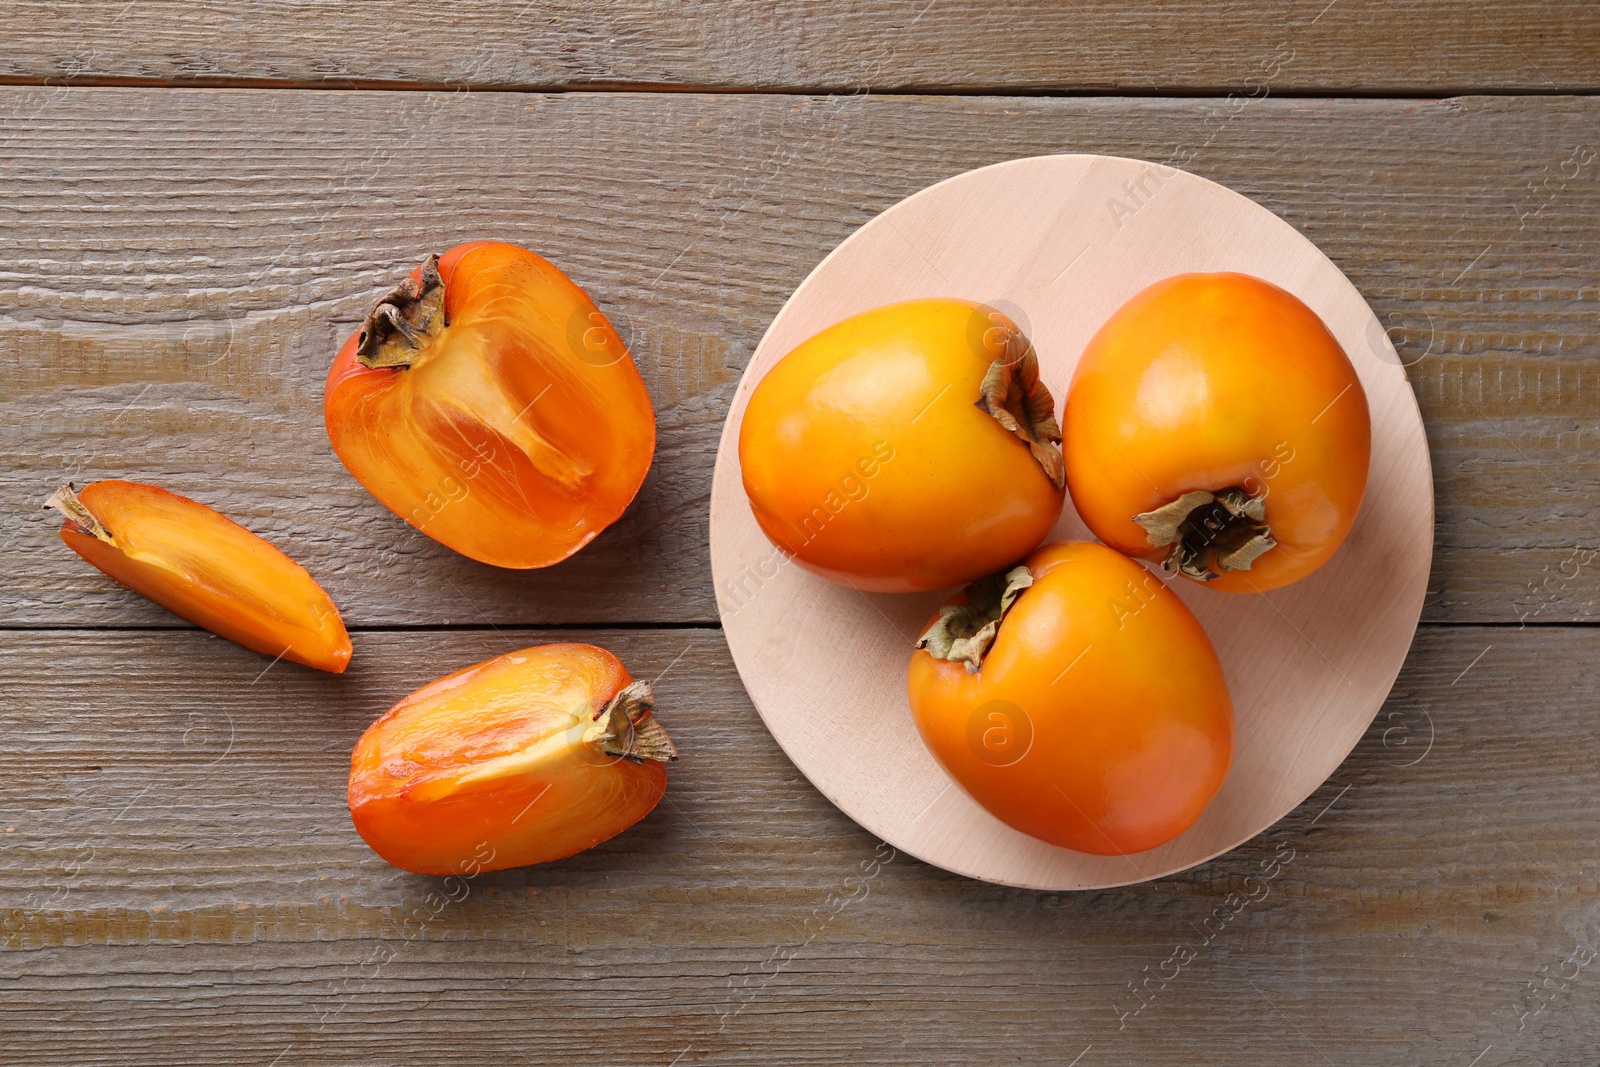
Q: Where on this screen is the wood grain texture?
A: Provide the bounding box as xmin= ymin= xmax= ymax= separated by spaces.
xmin=0 ymin=626 xmax=1594 ymax=1064
xmin=1 ymin=89 xmax=1597 ymax=627
xmin=1 ymin=0 xmax=1597 ymax=93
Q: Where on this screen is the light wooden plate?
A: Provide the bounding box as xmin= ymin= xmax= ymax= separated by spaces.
xmin=708 ymin=155 xmax=1433 ymax=890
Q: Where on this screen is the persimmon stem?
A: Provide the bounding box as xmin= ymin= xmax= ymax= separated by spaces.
xmin=915 ymin=565 xmax=1034 ymax=674
xmin=1133 ymin=487 xmax=1275 ymax=581
xmin=974 ymin=341 xmax=1065 ymax=490
xmin=584 ymin=680 xmax=678 ymax=764
xmin=356 ymin=253 xmax=448 ymax=370
xmin=42 ymin=483 xmax=115 ymax=544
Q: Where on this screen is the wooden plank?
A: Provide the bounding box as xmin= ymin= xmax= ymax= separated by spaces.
xmin=0 ymin=626 xmax=1594 ymax=1064
xmin=1 ymin=0 xmax=1597 ymax=93
xmin=1 ymin=89 xmax=1596 ymax=625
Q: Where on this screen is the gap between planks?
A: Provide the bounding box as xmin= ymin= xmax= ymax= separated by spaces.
xmin=1 ymin=75 xmax=1598 ymax=99
xmin=0 ymin=620 xmax=1590 ymax=632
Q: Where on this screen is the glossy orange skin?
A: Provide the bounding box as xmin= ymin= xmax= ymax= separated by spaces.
xmin=1064 ymin=273 xmax=1371 ymax=593
xmin=349 ymin=643 xmax=667 ymax=875
xmin=325 ymin=241 xmax=656 ymax=569
xmin=738 ymin=298 xmax=1065 ymax=592
xmin=908 ymin=541 xmax=1232 ymax=855
xmin=57 ymin=481 xmax=350 ymax=672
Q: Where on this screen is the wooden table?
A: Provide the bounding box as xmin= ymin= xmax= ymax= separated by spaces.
xmin=3 ymin=3 xmax=1597 ymax=1063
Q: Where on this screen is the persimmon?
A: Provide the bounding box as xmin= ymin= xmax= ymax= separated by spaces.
xmin=348 ymin=643 xmax=677 ymax=875
xmin=45 ymin=480 xmax=351 ymax=672
xmin=908 ymin=541 xmax=1232 ymax=856
xmin=325 ymin=241 xmax=655 ymax=569
xmin=738 ymin=298 xmax=1065 ymax=592
xmin=1064 ymin=272 xmax=1370 ymax=593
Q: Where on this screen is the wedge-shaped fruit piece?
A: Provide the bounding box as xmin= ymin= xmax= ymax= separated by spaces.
xmin=45 ymin=480 xmax=351 ymax=673
xmin=348 ymin=643 xmax=677 ymax=875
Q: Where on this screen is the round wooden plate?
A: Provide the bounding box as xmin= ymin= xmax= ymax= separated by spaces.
xmin=708 ymin=155 xmax=1433 ymax=890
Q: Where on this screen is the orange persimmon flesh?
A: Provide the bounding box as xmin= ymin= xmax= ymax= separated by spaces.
xmin=46 ymin=480 xmax=351 ymax=672
xmin=324 ymin=241 xmax=656 ymax=569
xmin=348 ymin=643 xmax=677 ymax=875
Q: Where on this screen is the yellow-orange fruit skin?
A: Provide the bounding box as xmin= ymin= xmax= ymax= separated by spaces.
xmin=1064 ymin=273 xmax=1371 ymax=593
xmin=738 ymin=298 xmax=1065 ymax=592
xmin=908 ymin=541 xmax=1233 ymax=855
xmin=348 ymin=643 xmax=668 ymax=876
xmin=57 ymin=480 xmax=350 ymax=673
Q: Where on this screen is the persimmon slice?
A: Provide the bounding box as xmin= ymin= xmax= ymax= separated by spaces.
xmin=45 ymin=480 xmax=351 ymax=673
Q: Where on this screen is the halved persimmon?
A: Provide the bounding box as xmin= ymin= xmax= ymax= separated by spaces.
xmin=348 ymin=643 xmax=677 ymax=875
xmin=45 ymin=480 xmax=351 ymax=672
xmin=325 ymin=241 xmax=656 ymax=569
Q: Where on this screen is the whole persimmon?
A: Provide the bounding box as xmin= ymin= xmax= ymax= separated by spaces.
xmin=1064 ymin=273 xmax=1370 ymax=593
xmin=325 ymin=241 xmax=655 ymax=569
xmin=908 ymin=541 xmax=1233 ymax=856
xmin=738 ymin=298 xmax=1065 ymax=592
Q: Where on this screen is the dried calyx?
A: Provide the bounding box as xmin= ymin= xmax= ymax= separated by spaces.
xmin=356 ymin=253 xmax=448 ymax=370
xmin=42 ymin=483 xmax=115 ymax=544
xmin=975 ymin=340 xmax=1065 ymax=491
xmin=1134 ymin=487 xmax=1275 ymax=582
xmin=915 ymin=565 xmax=1034 ymax=674
xmin=584 ymin=680 xmax=679 ymax=764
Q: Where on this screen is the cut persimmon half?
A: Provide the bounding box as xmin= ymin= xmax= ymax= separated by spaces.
xmin=348 ymin=643 xmax=677 ymax=875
